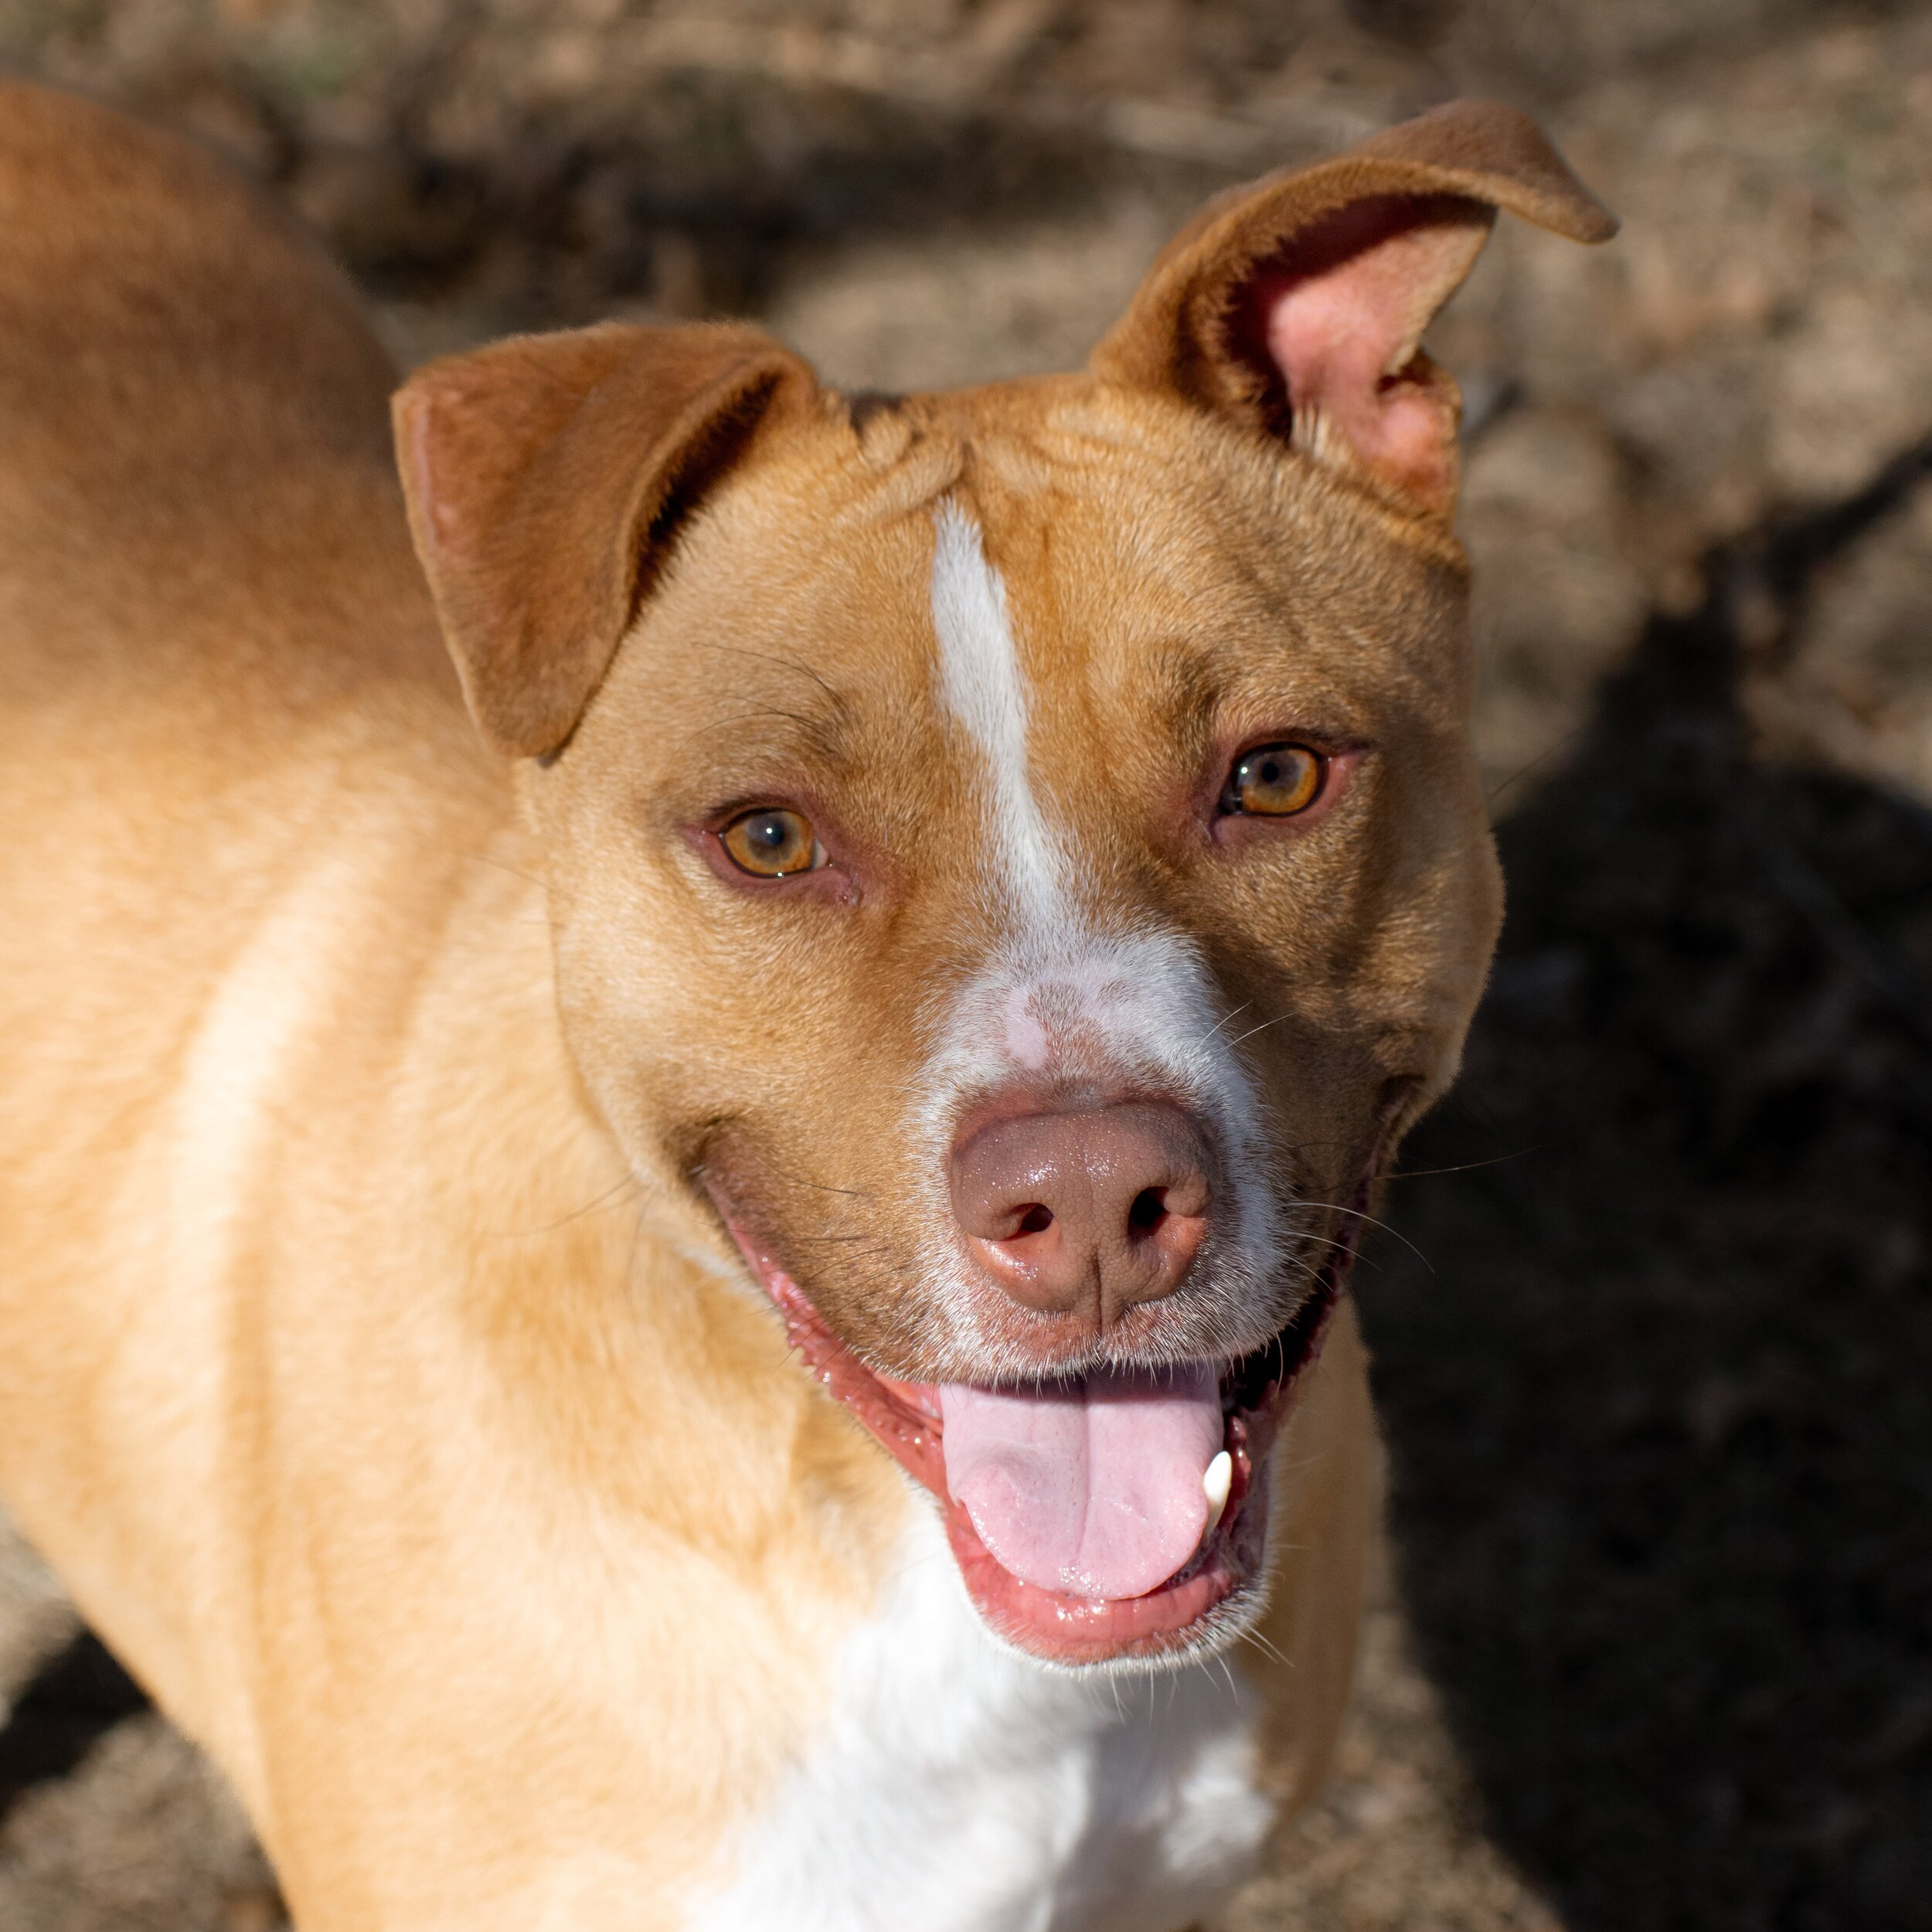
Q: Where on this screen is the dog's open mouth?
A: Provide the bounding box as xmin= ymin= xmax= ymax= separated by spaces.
xmin=722 ymin=1214 xmax=1354 ymax=1665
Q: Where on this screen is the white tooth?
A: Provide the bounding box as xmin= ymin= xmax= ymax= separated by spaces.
xmin=1202 ymin=1450 xmax=1233 ymax=1536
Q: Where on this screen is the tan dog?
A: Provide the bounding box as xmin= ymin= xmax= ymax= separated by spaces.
xmin=0 ymin=82 xmax=1611 ymax=1930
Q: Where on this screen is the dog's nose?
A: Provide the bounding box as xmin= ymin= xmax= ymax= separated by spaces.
xmin=950 ymin=1102 xmax=1215 ymax=1326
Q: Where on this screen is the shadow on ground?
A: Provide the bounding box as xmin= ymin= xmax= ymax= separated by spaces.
xmin=1362 ymin=437 xmax=1932 ymax=1931
xmin=0 ymin=1634 xmax=145 ymax=1827
xmin=264 ymin=75 xmax=1141 ymax=326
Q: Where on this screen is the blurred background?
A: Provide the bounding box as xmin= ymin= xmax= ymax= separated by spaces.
xmin=2 ymin=1 xmax=1930 ymax=1927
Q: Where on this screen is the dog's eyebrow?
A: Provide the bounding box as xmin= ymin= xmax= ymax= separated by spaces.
xmin=675 ymin=646 xmax=859 ymax=765
xmin=1140 ymin=643 xmax=1227 ymax=762
xmin=706 ymin=644 xmax=852 ymax=713
xmin=688 ymin=645 xmax=854 ymax=742
xmin=1141 ymin=623 xmax=1359 ymax=759
xmin=673 ymin=701 xmax=855 ymax=768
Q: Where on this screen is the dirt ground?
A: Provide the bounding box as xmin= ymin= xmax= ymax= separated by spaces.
xmin=2 ymin=2 xmax=1930 ymax=1927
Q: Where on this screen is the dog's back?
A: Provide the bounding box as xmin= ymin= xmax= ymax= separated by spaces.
xmin=0 ymin=85 xmax=435 ymax=678
xmin=0 ymin=84 xmax=512 ymax=1816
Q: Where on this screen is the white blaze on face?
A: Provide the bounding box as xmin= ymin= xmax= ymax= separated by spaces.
xmin=929 ymin=502 xmax=1066 ymax=935
xmin=919 ymin=502 xmax=1285 ymax=1364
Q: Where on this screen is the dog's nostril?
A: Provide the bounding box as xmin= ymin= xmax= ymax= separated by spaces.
xmin=950 ymin=1100 xmax=1217 ymax=1318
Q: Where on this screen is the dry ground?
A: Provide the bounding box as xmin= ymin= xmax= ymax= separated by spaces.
xmin=3 ymin=2 xmax=1930 ymax=1927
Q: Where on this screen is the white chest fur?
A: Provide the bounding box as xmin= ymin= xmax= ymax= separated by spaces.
xmin=686 ymin=1502 xmax=1276 ymax=1932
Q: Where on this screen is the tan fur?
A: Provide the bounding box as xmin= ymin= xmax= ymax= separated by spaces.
xmin=0 ymin=81 xmax=1610 ymax=1929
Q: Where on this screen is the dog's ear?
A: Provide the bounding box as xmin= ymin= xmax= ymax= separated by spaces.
xmin=1090 ymin=100 xmax=1615 ymax=518
xmin=394 ymin=322 xmax=817 ymax=759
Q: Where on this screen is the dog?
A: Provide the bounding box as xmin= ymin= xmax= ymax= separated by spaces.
xmin=0 ymin=80 xmax=1612 ymax=1930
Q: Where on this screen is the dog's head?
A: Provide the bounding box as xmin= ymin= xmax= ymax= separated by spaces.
xmin=395 ymin=102 xmax=1613 ymax=1665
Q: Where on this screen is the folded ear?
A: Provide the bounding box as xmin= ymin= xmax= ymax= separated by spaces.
xmin=1090 ymin=99 xmax=1616 ymax=518
xmin=394 ymin=322 xmax=817 ymax=758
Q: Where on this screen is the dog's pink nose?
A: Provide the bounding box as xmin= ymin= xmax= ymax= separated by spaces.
xmin=950 ymin=1102 xmax=1215 ymax=1327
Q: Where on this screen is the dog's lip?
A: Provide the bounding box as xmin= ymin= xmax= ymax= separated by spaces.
xmin=712 ymin=1189 xmax=1357 ymax=1665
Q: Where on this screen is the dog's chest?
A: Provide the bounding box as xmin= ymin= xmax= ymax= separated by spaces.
xmin=687 ymin=1505 xmax=1275 ymax=1932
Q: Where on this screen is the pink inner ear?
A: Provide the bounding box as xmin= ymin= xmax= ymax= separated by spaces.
xmin=395 ymin=391 xmax=452 ymax=550
xmin=395 ymin=378 xmax=496 ymax=572
xmin=1237 ymin=196 xmax=1492 ymax=509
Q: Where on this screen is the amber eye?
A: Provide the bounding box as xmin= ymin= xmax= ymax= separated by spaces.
xmin=1223 ymin=742 xmax=1325 ymax=817
xmin=720 ymin=808 xmax=824 ymax=878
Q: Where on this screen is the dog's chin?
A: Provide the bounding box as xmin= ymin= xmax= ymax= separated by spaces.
xmin=713 ymin=1196 xmax=1355 ymax=1668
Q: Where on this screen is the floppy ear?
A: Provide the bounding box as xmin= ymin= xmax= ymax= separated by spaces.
xmin=393 ymin=322 xmax=818 ymax=759
xmin=1090 ymin=99 xmax=1616 ymax=518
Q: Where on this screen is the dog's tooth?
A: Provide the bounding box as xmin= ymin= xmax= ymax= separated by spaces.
xmin=1202 ymin=1450 xmax=1232 ymax=1536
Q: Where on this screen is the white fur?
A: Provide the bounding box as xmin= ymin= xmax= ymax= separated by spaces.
xmin=685 ymin=1502 xmax=1275 ymax=1932
xmin=917 ymin=505 xmax=1288 ymax=1373
xmin=930 ymin=502 xmax=1066 ymax=931
xmin=163 ymin=845 xmax=374 ymax=1291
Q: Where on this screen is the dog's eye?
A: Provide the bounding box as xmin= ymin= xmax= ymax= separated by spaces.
xmin=721 ymin=808 xmax=824 ymax=878
xmin=1222 ymin=743 xmax=1325 ymax=817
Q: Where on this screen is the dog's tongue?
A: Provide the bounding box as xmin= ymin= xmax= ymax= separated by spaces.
xmin=938 ymin=1363 xmax=1223 ymax=1600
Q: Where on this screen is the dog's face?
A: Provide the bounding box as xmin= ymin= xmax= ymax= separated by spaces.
xmin=536 ymin=382 xmax=1488 ymax=1370
xmin=396 ymin=102 xmax=1612 ymax=1664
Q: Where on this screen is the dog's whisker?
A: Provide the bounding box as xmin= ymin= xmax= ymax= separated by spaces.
xmin=467 ymin=852 xmax=548 ymax=890
xmin=1196 ymin=1001 xmax=1253 ymax=1049
xmin=1224 ymin=1013 xmax=1298 ymax=1052
xmin=1293 ymin=1198 xmax=1434 ymax=1271
xmin=482 ymin=1172 xmax=643 ymax=1241
xmin=1236 ymin=1625 xmax=1292 ymax=1672
xmin=1384 ymin=1146 xmax=1539 ymax=1181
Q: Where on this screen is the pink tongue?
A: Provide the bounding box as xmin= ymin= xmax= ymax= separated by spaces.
xmin=938 ymin=1363 xmax=1224 ymax=1600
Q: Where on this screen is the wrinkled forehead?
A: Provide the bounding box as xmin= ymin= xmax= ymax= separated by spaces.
xmin=927 ymin=407 xmax=1416 ymax=750
xmin=604 ymin=380 xmax=1461 ymax=822
xmin=686 ymin=386 xmax=1434 ymax=693
xmin=1005 ymin=404 xmax=1459 ymax=713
